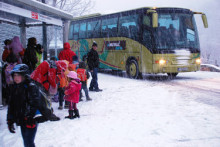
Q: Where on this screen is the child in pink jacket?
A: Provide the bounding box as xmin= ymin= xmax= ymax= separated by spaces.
xmin=64 ymin=71 xmax=82 ymax=119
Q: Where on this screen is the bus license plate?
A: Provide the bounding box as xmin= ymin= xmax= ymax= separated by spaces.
xmin=178 ymin=67 xmax=188 ymax=71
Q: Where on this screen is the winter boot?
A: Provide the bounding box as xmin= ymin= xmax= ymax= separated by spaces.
xmin=65 ymin=110 xmax=74 ymax=119
xmin=64 ymin=101 xmax=69 ymax=109
xmin=72 ymin=109 xmax=80 ymax=119
xmin=86 ymin=96 xmax=92 ymax=101
xmin=58 ymin=106 xmax=63 ymax=110
xmin=79 ymin=96 xmax=83 ymax=101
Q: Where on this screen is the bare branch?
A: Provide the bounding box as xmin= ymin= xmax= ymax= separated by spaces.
xmin=45 ymin=0 xmax=94 ymax=16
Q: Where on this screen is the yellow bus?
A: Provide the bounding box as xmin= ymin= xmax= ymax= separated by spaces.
xmin=68 ymin=7 xmax=208 ymax=78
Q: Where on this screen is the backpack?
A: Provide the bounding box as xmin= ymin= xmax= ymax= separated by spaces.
xmin=76 ymin=68 xmax=87 ymax=81
xmin=24 ymin=78 xmax=60 ymax=122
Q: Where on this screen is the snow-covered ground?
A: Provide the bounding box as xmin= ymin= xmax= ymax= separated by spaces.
xmin=1 ymin=71 xmax=220 ymax=147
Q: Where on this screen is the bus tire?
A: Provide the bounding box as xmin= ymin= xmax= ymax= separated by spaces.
xmin=126 ymin=59 xmax=139 ymax=79
xmin=167 ymin=73 xmax=178 ymax=78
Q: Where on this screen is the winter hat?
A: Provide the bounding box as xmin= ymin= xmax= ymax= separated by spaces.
xmin=56 ymin=60 xmax=69 ymax=72
xmin=4 ymin=39 xmax=11 ymax=45
xmin=28 ymin=37 xmax=37 ymax=46
xmin=11 ymin=64 xmax=29 ymax=76
xmin=72 ymin=55 xmax=78 ymax=62
xmin=10 ymin=36 xmax=23 ymax=54
xmin=67 ymin=71 xmax=79 ymax=80
xmin=92 ymin=41 xmax=97 ymax=47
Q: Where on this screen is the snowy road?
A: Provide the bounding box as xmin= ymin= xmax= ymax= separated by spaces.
xmin=0 ymin=71 xmax=220 ymax=147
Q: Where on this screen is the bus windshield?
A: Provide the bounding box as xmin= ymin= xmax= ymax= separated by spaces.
xmin=153 ymin=13 xmax=200 ymax=50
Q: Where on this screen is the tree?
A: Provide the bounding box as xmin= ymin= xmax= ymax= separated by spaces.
xmin=37 ymin=0 xmax=94 ymax=16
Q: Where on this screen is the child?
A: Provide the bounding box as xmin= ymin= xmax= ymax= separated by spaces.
xmin=7 ymin=64 xmax=41 ymax=147
xmin=77 ymin=61 xmax=92 ymax=101
xmin=64 ymin=71 xmax=82 ymax=119
xmin=68 ymin=55 xmax=79 ymax=72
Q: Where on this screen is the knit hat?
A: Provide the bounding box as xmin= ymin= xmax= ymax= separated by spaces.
xmin=92 ymin=42 xmax=97 ymax=47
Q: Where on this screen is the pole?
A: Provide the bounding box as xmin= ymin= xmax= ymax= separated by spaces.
xmin=42 ymin=0 xmax=48 ymax=60
xmin=20 ymin=19 xmax=26 ymax=48
xmin=63 ymin=20 xmax=69 ymax=43
xmin=55 ymin=26 xmax=57 ymax=57
xmin=43 ymin=22 xmax=48 ymax=60
xmin=0 ymin=61 xmax=3 ymax=109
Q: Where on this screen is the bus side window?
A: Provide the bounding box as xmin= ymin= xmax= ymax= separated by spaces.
xmin=73 ymin=23 xmax=79 ymax=40
xmin=129 ymin=25 xmax=139 ymax=40
xmin=69 ymin=22 xmax=74 ymax=40
xmin=120 ymin=26 xmax=129 ymax=37
xmin=119 ymin=14 xmax=139 ymax=40
xmin=87 ymin=20 xmax=101 ymax=38
xmin=79 ymin=22 xmax=87 ymax=39
xmin=101 ymin=17 xmax=118 ymax=38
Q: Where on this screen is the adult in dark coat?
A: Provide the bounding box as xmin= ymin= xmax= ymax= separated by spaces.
xmin=87 ymin=42 xmax=102 ymax=92
xmin=23 ymin=37 xmax=38 ymax=73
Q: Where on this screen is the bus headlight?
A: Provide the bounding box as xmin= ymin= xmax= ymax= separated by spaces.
xmin=196 ymin=58 xmax=201 ymax=64
xmin=155 ymin=59 xmax=167 ymax=65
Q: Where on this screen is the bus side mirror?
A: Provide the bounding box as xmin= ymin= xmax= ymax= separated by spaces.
xmin=152 ymin=12 xmax=158 ymax=28
xmin=147 ymin=9 xmax=158 ymax=28
xmin=202 ymin=14 xmax=208 ymax=28
xmin=194 ymin=12 xmax=208 ymax=28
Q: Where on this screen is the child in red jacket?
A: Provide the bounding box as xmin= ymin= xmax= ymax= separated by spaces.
xmin=64 ymin=71 xmax=82 ymax=119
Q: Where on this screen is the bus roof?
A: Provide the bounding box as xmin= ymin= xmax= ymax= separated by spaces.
xmin=72 ymin=7 xmax=192 ymax=21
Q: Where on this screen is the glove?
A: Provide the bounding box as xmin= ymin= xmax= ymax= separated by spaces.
xmin=7 ymin=120 xmax=15 ymax=133
xmin=24 ymin=117 xmax=36 ymax=128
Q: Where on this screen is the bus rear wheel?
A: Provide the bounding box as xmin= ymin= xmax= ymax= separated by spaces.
xmin=126 ymin=59 xmax=139 ymax=79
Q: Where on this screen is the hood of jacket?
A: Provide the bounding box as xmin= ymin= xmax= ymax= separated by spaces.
xmin=64 ymin=42 xmax=71 ymax=50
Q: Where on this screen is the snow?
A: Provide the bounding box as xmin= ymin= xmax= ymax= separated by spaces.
xmin=1 ymin=71 xmax=220 ymax=147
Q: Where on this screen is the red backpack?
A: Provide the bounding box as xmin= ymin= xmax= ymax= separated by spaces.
xmin=76 ymin=68 xmax=87 ymax=81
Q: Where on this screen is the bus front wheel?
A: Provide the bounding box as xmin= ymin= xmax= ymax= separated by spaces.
xmin=126 ymin=59 xmax=139 ymax=79
xmin=167 ymin=73 xmax=178 ymax=78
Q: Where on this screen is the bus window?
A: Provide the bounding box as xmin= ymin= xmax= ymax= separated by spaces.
xmin=69 ymin=22 xmax=74 ymax=40
xmin=154 ymin=13 xmax=199 ymax=50
xmin=119 ymin=14 xmax=139 ymax=40
xmin=143 ymin=30 xmax=153 ymax=49
xmin=87 ymin=20 xmax=101 ymax=38
xmin=143 ymin=16 xmax=151 ymax=27
xmin=79 ymin=22 xmax=87 ymax=38
xmin=101 ymin=17 xmax=118 ymax=37
xmin=73 ymin=23 xmax=79 ymax=40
